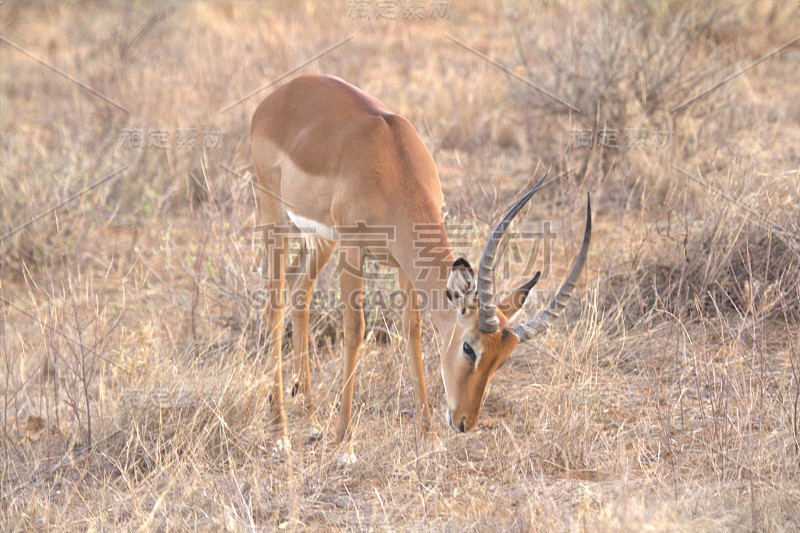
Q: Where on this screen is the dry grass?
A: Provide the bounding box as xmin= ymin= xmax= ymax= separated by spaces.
xmin=2 ymin=0 xmax=799 ymax=530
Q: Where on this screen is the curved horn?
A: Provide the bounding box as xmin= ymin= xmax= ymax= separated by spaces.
xmin=477 ymin=174 xmax=548 ymax=334
xmin=512 ymin=193 xmax=592 ymax=342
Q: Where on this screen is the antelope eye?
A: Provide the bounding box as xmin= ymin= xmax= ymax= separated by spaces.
xmin=462 ymin=341 xmax=476 ymax=363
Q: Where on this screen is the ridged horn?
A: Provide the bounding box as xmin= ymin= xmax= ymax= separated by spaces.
xmin=512 ymin=193 xmax=592 ymax=342
xmin=477 ymin=174 xmax=548 ymax=334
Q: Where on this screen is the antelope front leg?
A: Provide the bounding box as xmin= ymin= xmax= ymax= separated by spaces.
xmin=399 ymin=271 xmax=434 ymax=433
xmin=335 ymin=245 xmax=365 ymax=444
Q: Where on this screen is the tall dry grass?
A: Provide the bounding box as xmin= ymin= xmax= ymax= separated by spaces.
xmin=2 ymin=0 xmax=799 ymax=530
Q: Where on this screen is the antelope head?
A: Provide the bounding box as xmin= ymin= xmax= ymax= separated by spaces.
xmin=442 ymin=177 xmax=592 ymax=432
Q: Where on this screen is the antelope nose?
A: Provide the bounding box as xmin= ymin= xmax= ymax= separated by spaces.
xmin=446 ymin=410 xmax=466 ymax=433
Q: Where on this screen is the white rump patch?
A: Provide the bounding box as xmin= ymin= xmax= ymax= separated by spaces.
xmin=286 ymin=208 xmax=338 ymax=241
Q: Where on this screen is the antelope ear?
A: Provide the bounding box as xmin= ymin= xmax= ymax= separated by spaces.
xmin=501 ymin=326 xmax=521 ymax=346
xmin=452 ymin=258 xmax=473 ymax=272
xmin=446 ymin=258 xmax=477 ymax=317
xmin=498 ymin=271 xmax=541 ymax=320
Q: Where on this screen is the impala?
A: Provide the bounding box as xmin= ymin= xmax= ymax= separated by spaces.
xmin=250 ymin=74 xmax=591 ymax=444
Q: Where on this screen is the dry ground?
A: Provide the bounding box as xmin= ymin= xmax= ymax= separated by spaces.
xmin=1 ymin=0 xmax=799 ymax=531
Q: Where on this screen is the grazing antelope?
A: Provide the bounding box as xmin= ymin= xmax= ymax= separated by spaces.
xmin=250 ymin=75 xmax=591 ymax=444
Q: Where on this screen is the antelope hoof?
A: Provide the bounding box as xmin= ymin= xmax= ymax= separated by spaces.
xmin=428 ymin=433 xmax=446 ymax=452
xmin=273 ymin=436 xmax=292 ymax=456
xmin=337 ymin=452 xmax=357 ymax=467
